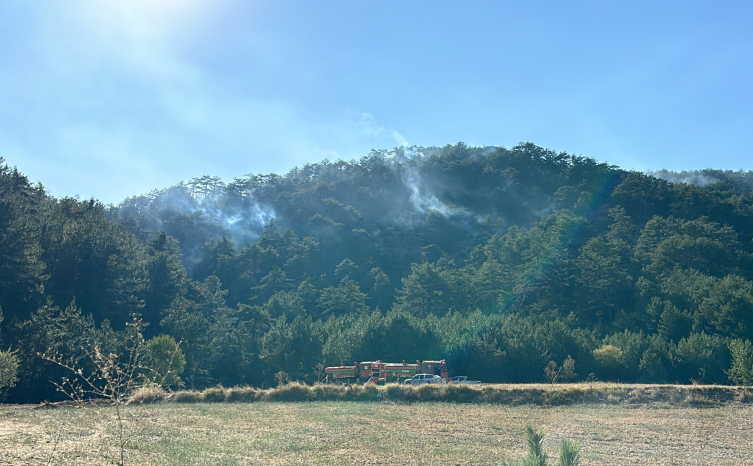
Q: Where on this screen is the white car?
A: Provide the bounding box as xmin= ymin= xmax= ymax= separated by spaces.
xmin=449 ymin=376 xmax=480 ymax=384
xmin=403 ymin=374 xmax=444 ymax=385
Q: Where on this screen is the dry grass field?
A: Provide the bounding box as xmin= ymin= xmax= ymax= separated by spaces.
xmin=1 ymin=395 xmax=752 ymax=465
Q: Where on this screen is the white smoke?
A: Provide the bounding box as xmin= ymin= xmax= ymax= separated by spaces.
xmin=647 ymin=170 xmax=717 ymax=187
xmin=117 ymin=179 xmax=277 ymax=247
xmin=401 ymin=167 xmax=464 ymax=218
xmin=392 ymin=130 xmax=410 ymax=148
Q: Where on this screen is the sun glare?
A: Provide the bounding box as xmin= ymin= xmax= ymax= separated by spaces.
xmin=125 ymin=0 xmax=210 ymax=19
xmin=80 ymin=0 xmax=217 ymax=39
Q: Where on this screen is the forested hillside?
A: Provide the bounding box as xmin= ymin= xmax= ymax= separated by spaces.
xmin=3 ymin=143 xmax=753 ymax=403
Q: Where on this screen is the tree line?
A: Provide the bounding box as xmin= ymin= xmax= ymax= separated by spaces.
xmin=2 ymin=143 xmax=753 ymax=402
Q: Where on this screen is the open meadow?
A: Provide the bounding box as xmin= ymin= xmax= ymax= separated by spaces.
xmin=1 ymin=388 xmax=752 ymax=465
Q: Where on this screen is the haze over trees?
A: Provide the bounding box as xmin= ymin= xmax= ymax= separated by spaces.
xmin=3 ymin=143 xmax=753 ymax=402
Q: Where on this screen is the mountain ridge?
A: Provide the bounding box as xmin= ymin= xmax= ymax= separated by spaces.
xmin=3 ymin=143 xmax=753 ymax=403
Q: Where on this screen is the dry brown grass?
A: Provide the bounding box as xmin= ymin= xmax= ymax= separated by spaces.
xmin=127 ymin=385 xmax=168 ymax=405
xmin=1 ymin=398 xmax=752 ymax=465
xmin=140 ymin=382 xmax=753 ymax=407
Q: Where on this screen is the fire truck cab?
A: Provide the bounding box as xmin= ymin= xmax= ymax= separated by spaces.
xmin=358 ymin=361 xmax=384 ymax=383
xmin=420 ymin=360 xmax=448 ymax=381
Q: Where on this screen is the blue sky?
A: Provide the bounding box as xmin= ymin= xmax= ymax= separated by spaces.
xmin=1 ymin=1 xmax=751 ymax=203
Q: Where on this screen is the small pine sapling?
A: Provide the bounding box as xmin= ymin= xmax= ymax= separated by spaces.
xmin=558 ymin=439 xmax=581 ymax=466
xmin=502 ymin=426 xmax=583 ymax=466
xmin=525 ymin=425 xmax=548 ymax=466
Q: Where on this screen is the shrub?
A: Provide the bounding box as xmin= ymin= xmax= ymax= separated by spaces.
xmin=274 ymin=371 xmax=290 ymax=387
xmin=728 ymin=339 xmax=753 ymax=385
xmin=127 ymin=385 xmax=167 ymax=405
xmin=593 ymin=345 xmax=623 ymax=368
xmin=0 ymin=349 xmax=19 ymax=393
xmin=142 ymin=335 xmax=186 ymax=390
xmin=267 ymin=382 xmax=310 ymax=402
xmin=383 ymin=383 xmax=405 ymax=401
xmin=560 ymin=356 xmax=577 ymax=382
xmin=169 ymin=390 xmax=202 ymax=403
xmin=593 ymin=345 xmax=624 ymax=380
xmin=225 ymin=386 xmax=262 ymax=403
xmin=547 ymin=388 xmax=584 ymax=406
xmin=544 ymin=361 xmax=561 ymax=385
xmin=442 ymin=384 xmax=480 ymax=403
xmin=355 ymin=383 xmax=380 ymax=401
xmin=202 ymin=385 xmax=228 ymax=403
xmin=673 ymin=332 xmax=728 ymax=384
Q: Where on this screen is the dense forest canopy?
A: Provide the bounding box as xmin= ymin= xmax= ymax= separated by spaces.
xmin=3 ymin=143 xmax=753 ymax=402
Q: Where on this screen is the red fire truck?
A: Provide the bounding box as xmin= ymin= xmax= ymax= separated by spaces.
xmin=325 ymin=359 xmax=448 ymax=384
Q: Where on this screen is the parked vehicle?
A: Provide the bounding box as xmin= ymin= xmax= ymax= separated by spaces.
xmin=449 ymin=376 xmax=480 ymax=384
xmin=403 ymin=374 xmax=444 ymax=385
